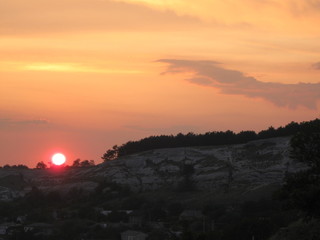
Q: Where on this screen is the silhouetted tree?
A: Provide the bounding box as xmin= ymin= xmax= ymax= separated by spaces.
xmin=72 ymin=158 xmax=81 ymax=167
xmin=102 ymin=145 xmax=119 ymax=162
xmin=35 ymin=161 xmax=47 ymax=169
xmin=290 ymin=131 xmax=320 ymax=169
xmin=279 ymin=123 xmax=320 ymax=218
xmin=72 ymin=159 xmax=95 ymax=167
xmin=80 ymin=159 xmax=95 ymax=167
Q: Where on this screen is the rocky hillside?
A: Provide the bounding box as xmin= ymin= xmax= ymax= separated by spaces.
xmin=99 ymin=136 xmax=305 ymax=193
xmin=0 ymin=136 xmax=307 ymax=201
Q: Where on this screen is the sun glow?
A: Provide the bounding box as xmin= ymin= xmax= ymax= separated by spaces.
xmin=51 ymin=153 xmax=66 ymax=166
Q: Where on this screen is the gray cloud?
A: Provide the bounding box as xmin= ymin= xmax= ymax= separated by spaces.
xmin=158 ymin=59 xmax=320 ymax=109
xmin=16 ymin=119 xmax=49 ymax=125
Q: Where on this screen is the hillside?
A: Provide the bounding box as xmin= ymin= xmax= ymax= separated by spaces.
xmin=0 ymin=136 xmax=306 ymax=202
xmin=99 ymin=136 xmax=306 ymax=197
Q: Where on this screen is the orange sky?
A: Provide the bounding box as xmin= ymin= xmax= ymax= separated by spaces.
xmin=1 ymin=0 xmax=319 ymax=167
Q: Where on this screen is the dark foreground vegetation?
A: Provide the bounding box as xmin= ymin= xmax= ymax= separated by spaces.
xmin=102 ymin=118 xmax=320 ymax=161
xmin=0 ymin=184 xmax=301 ymax=240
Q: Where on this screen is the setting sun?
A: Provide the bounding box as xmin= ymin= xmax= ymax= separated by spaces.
xmin=51 ymin=153 xmax=66 ymax=166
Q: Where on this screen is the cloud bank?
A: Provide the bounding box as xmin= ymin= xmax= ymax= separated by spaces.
xmin=159 ymin=59 xmax=320 ymax=109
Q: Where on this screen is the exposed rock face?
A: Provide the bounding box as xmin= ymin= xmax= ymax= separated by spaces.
xmin=100 ymin=137 xmax=306 ymax=193
xmin=0 ymin=137 xmax=307 ymax=200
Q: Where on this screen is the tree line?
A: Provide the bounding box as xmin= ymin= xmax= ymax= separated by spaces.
xmin=102 ymin=118 xmax=320 ymax=161
xmin=0 ymin=159 xmax=96 ymax=170
xmin=34 ymin=159 xmax=95 ymax=169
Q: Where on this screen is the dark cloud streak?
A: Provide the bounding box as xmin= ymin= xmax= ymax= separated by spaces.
xmin=0 ymin=118 xmax=49 ymax=127
xmin=312 ymin=62 xmax=320 ymax=70
xmin=159 ymin=59 xmax=320 ymax=109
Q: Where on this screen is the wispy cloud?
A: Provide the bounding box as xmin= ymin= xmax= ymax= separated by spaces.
xmin=124 ymin=124 xmax=198 ymax=134
xmin=159 ymin=59 xmax=320 ymax=109
xmin=0 ymin=0 xmax=201 ymax=36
